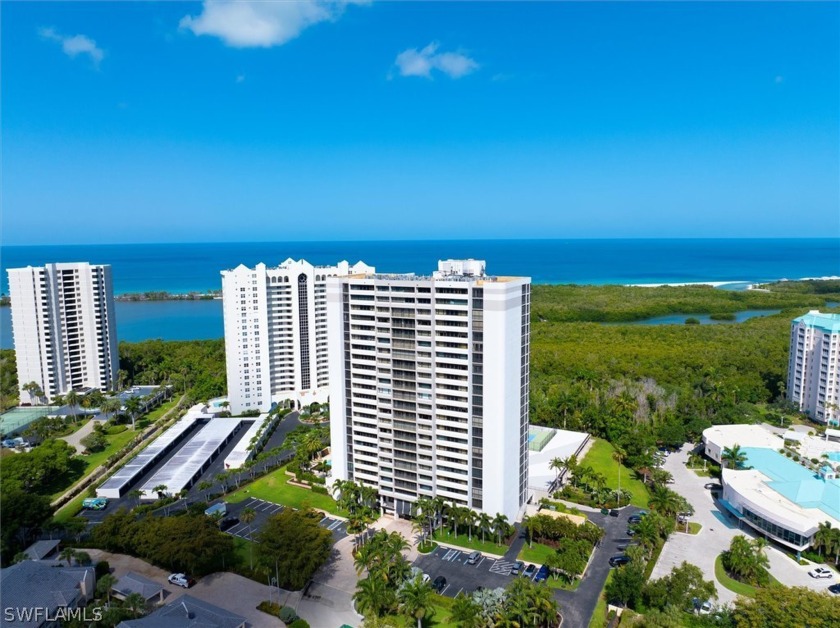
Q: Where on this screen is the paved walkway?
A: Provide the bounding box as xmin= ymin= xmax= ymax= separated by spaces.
xmin=61 ymin=419 xmax=97 ymax=453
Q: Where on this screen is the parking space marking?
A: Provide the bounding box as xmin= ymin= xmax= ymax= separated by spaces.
xmin=228 ymin=523 xmax=247 ymax=535
xmin=442 ymin=549 xmax=461 ymax=562
xmin=476 ymin=557 xmax=486 ymax=568
xmin=440 ymin=584 xmax=450 ymax=596
xmin=489 ymin=560 xmax=515 ymax=576
xmin=327 ymin=519 xmax=343 ymax=531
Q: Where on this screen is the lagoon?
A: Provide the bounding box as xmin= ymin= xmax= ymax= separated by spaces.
xmin=610 ymin=309 xmax=783 ymax=326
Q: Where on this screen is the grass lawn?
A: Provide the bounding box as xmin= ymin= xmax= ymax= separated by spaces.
xmin=689 ymin=468 xmax=713 ymax=477
xmin=518 ymin=542 xmax=556 ymax=564
xmin=714 ymin=555 xmax=781 ymax=598
xmin=53 ymin=492 xmax=89 ymax=524
xmin=684 ymin=522 xmax=702 ymax=535
xmin=589 ymin=568 xmax=614 ymax=628
xmin=382 ymin=593 xmax=458 ymax=628
xmin=430 ymin=528 xmax=511 ymax=555
xmin=418 ymin=541 xmax=438 ymax=554
xmin=135 ymin=398 xmax=179 ymax=429
xmin=227 ymin=465 xmax=347 ymax=516
xmin=50 ymin=428 xmax=139 ymax=502
xmin=581 ymin=438 xmax=650 ymax=508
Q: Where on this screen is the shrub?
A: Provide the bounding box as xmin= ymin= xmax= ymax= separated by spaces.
xmin=685 ymin=317 xmax=700 ymax=325
xmin=793 ymin=455 xmax=800 ymax=462
xmin=95 ymin=561 xmax=111 ymax=578
xmin=289 ymin=620 xmax=310 ymax=628
xmin=812 ymin=458 xmax=820 ymax=465
xmin=278 ymin=606 xmax=299 ymax=623
xmin=310 ymin=485 xmax=329 ymax=495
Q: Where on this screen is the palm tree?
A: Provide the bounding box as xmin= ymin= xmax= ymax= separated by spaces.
xmin=814 ymin=521 xmax=834 ymax=557
xmin=721 ymin=443 xmax=748 ymax=470
xmin=648 ymin=485 xmax=681 ymax=517
xmin=128 ymin=489 xmax=144 ymax=509
xmin=613 ymin=445 xmax=627 ymax=507
xmin=353 ymin=574 xmax=393 ymax=618
xmin=153 ymin=484 xmax=168 ymax=499
xmin=96 ymin=573 xmax=117 ymax=604
xmin=240 ymin=507 xmax=256 ymax=568
xmin=549 ymin=457 xmax=564 ymax=484
xmin=463 ymin=509 xmax=478 ymax=541
xmin=398 ymin=575 xmax=435 ymax=628
xmin=449 ymin=592 xmax=482 ymax=627
xmin=492 ymin=513 xmax=509 ymax=546
xmin=477 ymin=512 xmax=493 ymax=543
xmin=59 ymin=547 xmax=77 ymax=567
xmin=65 ymin=390 xmax=81 ymax=423
xmin=102 ymin=397 xmax=122 ymax=422
xmin=123 ymin=592 xmax=147 ymax=618
xmin=124 ymin=396 xmax=142 ymax=430
xmin=216 ymin=472 xmax=229 ymax=494
xmin=198 ymin=481 xmax=213 ymax=502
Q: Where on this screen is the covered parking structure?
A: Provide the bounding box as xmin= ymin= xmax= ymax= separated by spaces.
xmin=97 ymin=412 xmax=203 ymax=499
xmin=138 ymin=418 xmax=243 ymax=499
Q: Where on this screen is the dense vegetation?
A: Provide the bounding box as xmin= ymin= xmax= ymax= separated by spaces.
xmin=530 ymin=283 xmax=838 ymax=323
xmin=755 ymin=279 xmax=840 ymax=295
xmin=92 ymin=509 xmax=235 ymax=576
xmin=0 ymin=348 xmax=18 ymax=411
xmin=118 ymin=338 xmax=226 ymax=402
xmin=255 ymin=508 xmax=333 ymax=590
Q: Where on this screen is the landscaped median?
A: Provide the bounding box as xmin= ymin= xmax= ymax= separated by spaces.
xmin=713 ymin=554 xmax=781 ymax=598
xmin=428 ymin=528 xmax=512 ymax=556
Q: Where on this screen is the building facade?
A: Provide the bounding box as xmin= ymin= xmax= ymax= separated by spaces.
xmin=221 ymin=259 xmax=374 ymax=413
xmin=7 ymin=263 xmax=119 ymax=404
xmin=787 ymin=310 xmax=840 ymax=425
xmin=328 ymin=260 xmax=530 ymax=521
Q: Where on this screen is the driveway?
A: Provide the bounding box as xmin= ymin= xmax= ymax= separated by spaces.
xmin=61 ymin=419 xmax=97 ymax=454
xmin=81 ymin=549 xmax=281 ymax=628
xmin=650 ymin=444 xmax=834 ymax=608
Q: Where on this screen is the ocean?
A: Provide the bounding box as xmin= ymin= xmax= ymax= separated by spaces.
xmin=0 ymin=238 xmax=837 ymax=348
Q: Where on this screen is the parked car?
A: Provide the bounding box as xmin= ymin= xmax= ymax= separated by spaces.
xmin=409 ymin=567 xmax=430 ymax=584
xmin=705 ymin=483 xmax=722 ymax=490
xmin=828 ymin=583 xmax=840 ymax=595
xmin=609 ymin=555 xmax=631 ymax=567
xmin=616 ymin=542 xmax=639 ymax=551
xmin=693 ymin=598 xmax=712 ymax=615
xmin=168 ymin=573 xmax=196 ymax=588
xmin=809 ymin=567 xmax=834 ymax=579
xmin=523 ymin=564 xmax=537 ymax=579
xmin=432 ymin=576 xmax=447 ymax=593
xmin=511 ymin=561 xmax=524 ymax=576
xmin=628 ymin=515 xmax=642 ymax=524
xmin=534 ymin=565 xmax=549 ymax=583
xmin=609 ymin=509 xmax=619 ymax=517
xmin=219 ymin=517 xmax=240 ymax=531
xmin=82 ymin=497 xmax=108 ymax=510
xmin=626 ymin=527 xmax=637 ymax=536
xmin=466 ymin=551 xmax=481 ymax=565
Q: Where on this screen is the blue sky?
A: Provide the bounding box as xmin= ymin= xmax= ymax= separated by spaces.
xmin=2 ymin=1 xmax=838 ymax=244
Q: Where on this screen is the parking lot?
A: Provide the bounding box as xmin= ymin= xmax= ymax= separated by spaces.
xmin=224 ymin=497 xmax=348 ymax=544
xmin=412 ymin=544 xmax=521 ymax=597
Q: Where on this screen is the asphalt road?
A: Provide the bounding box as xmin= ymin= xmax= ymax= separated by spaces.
xmin=553 ymin=506 xmax=643 ymax=628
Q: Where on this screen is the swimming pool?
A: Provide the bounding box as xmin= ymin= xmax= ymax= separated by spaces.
xmin=827 ymin=452 xmax=840 ymax=462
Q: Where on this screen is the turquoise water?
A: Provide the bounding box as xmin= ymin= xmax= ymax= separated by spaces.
xmin=742 ymin=447 xmax=840 ymax=522
xmin=609 ymin=309 xmax=782 ymax=326
xmin=528 ymin=433 xmax=536 ymax=442
xmin=827 ymin=452 xmax=840 ymax=462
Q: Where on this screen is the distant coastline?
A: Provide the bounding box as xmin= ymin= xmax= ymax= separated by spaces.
xmin=114 ymin=290 xmax=222 ymax=303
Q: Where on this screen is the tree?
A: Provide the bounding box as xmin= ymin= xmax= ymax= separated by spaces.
xmin=101 ymin=397 xmax=122 ymax=422
xmin=59 ymin=547 xmax=77 ymax=567
xmin=353 ymin=574 xmax=396 ymax=619
xmin=80 ymin=430 xmax=107 ymax=453
xmin=721 ymin=444 xmax=748 ymax=470
xmin=240 ymin=507 xmax=256 ymax=569
xmin=613 ymin=445 xmax=627 ymax=506
xmin=398 ymin=575 xmax=434 ymax=628
xmin=197 ymin=481 xmax=213 ymax=502
xmin=128 ymin=489 xmax=144 ymax=510
xmin=492 ymin=513 xmax=510 ymax=546
xmin=722 ymin=535 xmax=769 ymax=586
xmin=648 ymin=485 xmax=681 ymax=518
xmin=124 ymin=396 xmax=142 ymax=430
xmin=643 ymin=561 xmax=717 ymax=613
xmin=257 ymin=508 xmax=332 ymax=590
xmin=96 ymin=573 xmax=117 ymax=604
xmin=65 ymin=390 xmax=81 ymax=422
xmin=605 ymin=555 xmax=646 ymax=609
xmin=732 ymin=585 xmax=840 ymax=628
xmin=22 ymin=381 xmax=45 ymax=405
xmin=123 ymin=592 xmax=147 ymax=618
xmin=449 ymin=592 xmax=483 ymax=628
xmin=814 ymin=521 xmax=834 ymax=557
xmin=477 ymin=512 xmax=493 ymax=543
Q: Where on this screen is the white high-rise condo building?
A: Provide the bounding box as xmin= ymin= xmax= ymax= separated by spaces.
xmin=788 ymin=310 xmax=840 ymax=425
xmin=328 ymin=260 xmax=531 ymax=521
xmin=221 ymin=258 xmax=374 ymax=414
xmin=7 ymin=263 xmax=119 ymax=404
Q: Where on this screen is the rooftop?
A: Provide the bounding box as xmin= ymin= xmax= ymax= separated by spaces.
xmin=0 ymin=561 xmax=93 ymax=627
xmin=113 ymin=571 xmax=164 ymax=601
xmin=22 ymin=539 xmax=60 ymax=560
xmin=793 ymin=310 xmax=840 ymax=333
xmin=118 ymin=594 xmax=246 ymax=628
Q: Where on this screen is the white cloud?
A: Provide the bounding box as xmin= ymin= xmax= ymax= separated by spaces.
xmin=180 ymin=0 xmax=366 ymax=48
xmin=39 ymin=26 xmax=104 ymax=66
xmin=393 ymin=42 xmax=478 ymax=80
